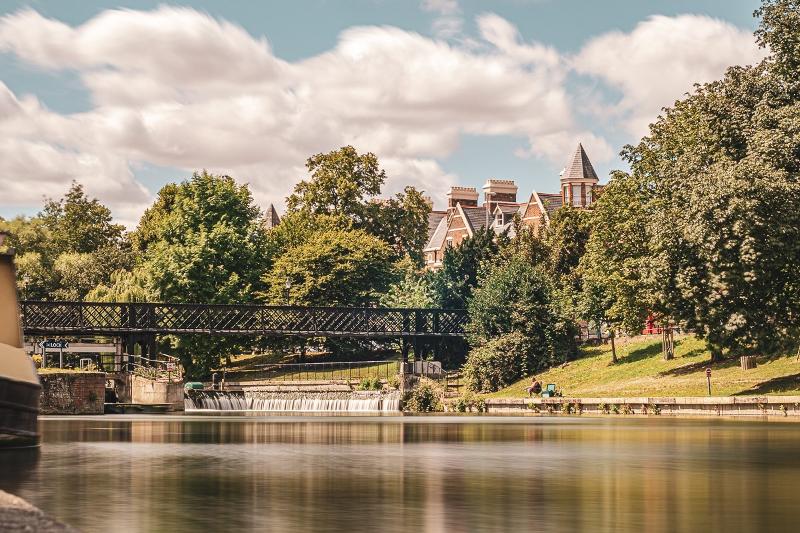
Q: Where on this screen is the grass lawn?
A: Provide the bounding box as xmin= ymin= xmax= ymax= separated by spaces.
xmin=488 ymin=334 xmax=800 ymax=398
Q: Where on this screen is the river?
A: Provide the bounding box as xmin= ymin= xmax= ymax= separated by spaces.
xmin=1 ymin=415 xmax=798 ymax=532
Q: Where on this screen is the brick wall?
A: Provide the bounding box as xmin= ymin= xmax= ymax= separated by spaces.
xmin=39 ymin=373 xmax=106 ymax=415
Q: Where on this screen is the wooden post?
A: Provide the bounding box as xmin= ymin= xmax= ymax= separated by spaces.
xmin=610 ymin=330 xmax=617 ymax=363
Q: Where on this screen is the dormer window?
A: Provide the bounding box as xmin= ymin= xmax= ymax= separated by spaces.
xmin=495 ymin=213 xmax=503 ymax=226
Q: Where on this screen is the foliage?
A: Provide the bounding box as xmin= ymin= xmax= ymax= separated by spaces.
xmin=463 ymin=332 xmax=535 ymax=393
xmin=431 ymin=228 xmax=503 ymax=309
xmin=402 ymin=379 xmax=442 ymax=412
xmin=380 ymin=257 xmax=435 ymax=308
xmin=612 ymin=0 xmax=800 ymax=359
xmin=132 ymin=171 xmax=269 ymax=377
xmin=0 ymin=183 xmax=131 ymax=300
xmin=86 ymin=269 xmax=156 ymax=303
xmin=40 ymin=181 xmax=125 ymax=254
xmin=357 ymin=376 xmax=383 ymax=391
xmin=452 ymin=391 xmax=486 ymax=413
xmin=540 ymin=206 xmax=591 ymax=290
xmin=262 ymin=228 xmax=393 ymax=306
xmin=286 ymin=146 xmax=430 ymax=264
xmin=467 ymin=256 xmax=577 ymax=364
xmin=579 ymin=171 xmax=652 ymax=336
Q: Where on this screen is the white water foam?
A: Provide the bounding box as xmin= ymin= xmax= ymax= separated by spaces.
xmin=185 ymin=391 xmax=401 ymax=412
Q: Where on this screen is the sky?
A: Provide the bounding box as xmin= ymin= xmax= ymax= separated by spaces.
xmin=0 ymin=0 xmax=765 ymax=226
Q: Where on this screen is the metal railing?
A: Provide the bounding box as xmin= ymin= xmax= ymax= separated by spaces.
xmin=20 ymin=301 xmax=468 ymax=338
xmin=250 ymin=360 xmax=401 ymax=382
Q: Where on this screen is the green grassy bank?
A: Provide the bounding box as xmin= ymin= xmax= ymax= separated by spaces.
xmin=488 ymin=335 xmax=800 ymax=398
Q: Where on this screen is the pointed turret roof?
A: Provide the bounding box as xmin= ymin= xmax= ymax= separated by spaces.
xmin=264 ymin=203 xmax=280 ymax=229
xmin=561 ymin=143 xmax=598 ymax=182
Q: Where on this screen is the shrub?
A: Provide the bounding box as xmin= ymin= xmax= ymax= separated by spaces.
xmin=31 ymin=355 xmax=42 ymax=368
xmin=463 ymin=332 xmax=531 ymax=393
xmin=357 ymin=376 xmax=382 ymax=391
xmin=403 ymin=380 xmax=441 ymax=412
xmin=387 ymin=374 xmax=401 ymax=390
xmin=452 ymin=391 xmax=486 ymax=413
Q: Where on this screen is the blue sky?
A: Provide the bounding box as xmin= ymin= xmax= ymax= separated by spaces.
xmin=0 ymin=0 xmax=763 ymax=224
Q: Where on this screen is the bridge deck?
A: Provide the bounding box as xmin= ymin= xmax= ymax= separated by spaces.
xmin=20 ymin=301 xmax=467 ymax=338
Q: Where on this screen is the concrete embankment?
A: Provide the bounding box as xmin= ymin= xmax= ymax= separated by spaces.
xmin=0 ymin=490 xmax=77 ymax=532
xmin=484 ymin=396 xmax=800 ymax=417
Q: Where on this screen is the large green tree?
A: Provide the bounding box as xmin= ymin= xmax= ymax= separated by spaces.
xmin=595 ymin=0 xmax=800 ymax=360
xmin=131 ymin=171 xmax=269 ymax=376
xmin=0 ymin=183 xmax=131 ymax=300
xmin=286 ymin=146 xmax=431 ymax=264
xmin=262 ymin=228 xmax=393 ymax=307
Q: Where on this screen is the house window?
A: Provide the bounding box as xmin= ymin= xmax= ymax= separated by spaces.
xmin=586 ymin=187 xmax=593 ymax=206
xmin=572 ymin=184 xmax=582 ymax=207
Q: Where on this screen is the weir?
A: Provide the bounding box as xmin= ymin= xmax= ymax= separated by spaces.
xmin=185 ymin=390 xmax=401 ymax=413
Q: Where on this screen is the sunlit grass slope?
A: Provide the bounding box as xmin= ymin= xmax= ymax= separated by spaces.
xmin=488 ymin=335 xmax=800 ymax=398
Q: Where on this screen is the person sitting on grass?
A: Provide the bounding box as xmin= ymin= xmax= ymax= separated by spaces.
xmin=525 ymin=376 xmax=542 ymax=397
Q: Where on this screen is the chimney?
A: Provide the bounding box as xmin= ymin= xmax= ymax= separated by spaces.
xmin=482 ymin=179 xmax=518 ymax=212
xmin=446 ymin=186 xmax=479 ymax=210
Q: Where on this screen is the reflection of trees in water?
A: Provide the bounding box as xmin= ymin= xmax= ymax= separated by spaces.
xmin=12 ymin=419 xmax=800 ymax=532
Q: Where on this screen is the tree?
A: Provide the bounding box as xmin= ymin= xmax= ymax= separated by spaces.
xmin=133 ymin=171 xmax=269 ymax=376
xmin=261 ymin=228 xmax=393 ymax=307
xmin=370 ymin=186 xmax=432 ymax=265
xmin=41 ymin=181 xmax=124 ymax=254
xmin=579 ymin=172 xmax=652 ymax=362
xmin=0 ymin=185 xmax=131 ymax=300
xmin=540 ymin=206 xmax=591 ymax=290
xmin=380 ymin=257 xmax=435 ymax=309
xmin=286 ymin=146 xmax=431 ymax=264
xmin=431 ymin=228 xmax=504 ymax=309
xmin=287 ymin=146 xmax=385 ymax=219
xmin=467 ymin=255 xmax=577 ymax=367
xmin=611 ymin=0 xmax=800 ymax=360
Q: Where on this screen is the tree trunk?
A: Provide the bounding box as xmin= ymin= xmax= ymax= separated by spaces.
xmin=740 ymin=355 xmax=757 ymax=370
xmin=610 ymin=331 xmax=617 ymax=364
xmin=662 ymin=326 xmax=674 ymax=360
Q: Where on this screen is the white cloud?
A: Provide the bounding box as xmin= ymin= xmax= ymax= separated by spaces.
xmin=573 ymin=14 xmax=765 ymax=137
xmin=0 ymin=7 xmax=764 ymax=224
xmin=420 ymin=0 xmax=460 ymax=16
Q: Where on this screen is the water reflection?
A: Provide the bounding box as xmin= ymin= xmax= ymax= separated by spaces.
xmin=1 ymin=416 xmax=799 ymax=532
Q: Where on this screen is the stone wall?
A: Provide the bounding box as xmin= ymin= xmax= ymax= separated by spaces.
xmin=483 ymin=396 xmax=800 ymax=417
xmin=130 ymin=375 xmax=184 ymax=410
xmin=39 ymin=372 xmax=105 ymax=415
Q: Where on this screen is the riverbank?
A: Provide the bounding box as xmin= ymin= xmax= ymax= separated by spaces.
xmin=483 ymin=395 xmax=800 ymax=417
xmin=0 ymin=490 xmax=77 ymax=532
xmin=489 ymin=335 xmax=800 ymax=398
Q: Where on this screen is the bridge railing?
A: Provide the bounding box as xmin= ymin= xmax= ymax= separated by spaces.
xmin=20 ymin=301 xmax=468 ymax=337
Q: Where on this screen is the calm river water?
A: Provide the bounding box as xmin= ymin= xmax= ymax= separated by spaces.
xmin=1 ymin=415 xmax=799 ymax=532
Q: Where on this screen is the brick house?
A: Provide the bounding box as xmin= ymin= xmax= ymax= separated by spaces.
xmin=424 ymin=143 xmax=601 ymax=269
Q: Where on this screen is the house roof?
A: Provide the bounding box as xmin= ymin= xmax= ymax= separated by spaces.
xmin=537 ymin=193 xmax=563 ymax=216
xmin=494 ymin=203 xmax=523 ymax=215
xmin=427 ymin=211 xmax=446 ymax=239
xmin=561 ymin=143 xmax=598 ymax=182
xmin=462 ymin=206 xmax=489 ymax=233
xmin=424 ymin=214 xmax=449 ymax=252
xmin=264 ymin=204 xmax=280 ymax=229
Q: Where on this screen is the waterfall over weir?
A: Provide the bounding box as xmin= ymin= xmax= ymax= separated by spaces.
xmin=185 ymin=390 xmax=401 ymax=413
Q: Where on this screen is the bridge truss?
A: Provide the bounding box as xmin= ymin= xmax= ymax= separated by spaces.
xmin=20 ymin=301 xmax=468 ymax=339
